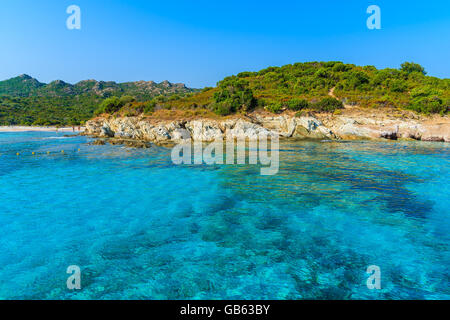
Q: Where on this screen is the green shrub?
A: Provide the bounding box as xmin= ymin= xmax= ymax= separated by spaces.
xmin=211 ymin=101 xmax=233 ymax=116
xmin=342 ymin=70 xmax=370 ymax=90
xmin=287 ymin=98 xmax=309 ymax=111
xmin=266 ymin=102 xmax=283 ymax=114
xmin=237 ymin=71 xmax=256 ymax=78
xmin=168 ymin=94 xmax=181 ymax=101
xmin=408 ymin=96 xmax=447 ymax=114
xmin=312 ymin=97 xmax=344 ymax=112
xmin=213 ymin=76 xmax=256 ymax=112
xmin=95 ymin=96 xmax=123 ymax=115
xmin=154 ymin=95 xmax=167 ymax=103
xmin=119 ymin=95 xmax=136 ymax=105
xmin=332 ymin=63 xmax=350 ymax=72
xmin=410 ymin=86 xmax=440 ymax=98
xmin=143 ymin=100 xmax=156 ymax=114
xmin=315 ymin=68 xmax=330 ymax=78
xmin=389 ymin=79 xmax=408 ymax=92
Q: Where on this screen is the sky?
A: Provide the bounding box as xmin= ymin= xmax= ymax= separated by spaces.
xmin=0 ymin=0 xmax=449 ymax=88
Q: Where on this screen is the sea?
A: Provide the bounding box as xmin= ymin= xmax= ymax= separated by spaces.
xmin=0 ymin=131 xmax=448 ymax=299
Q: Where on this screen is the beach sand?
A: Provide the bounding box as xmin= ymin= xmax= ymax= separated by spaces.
xmin=0 ymin=126 xmax=85 ymax=133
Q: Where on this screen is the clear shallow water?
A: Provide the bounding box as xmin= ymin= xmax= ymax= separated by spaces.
xmin=0 ymin=131 xmax=449 ymax=300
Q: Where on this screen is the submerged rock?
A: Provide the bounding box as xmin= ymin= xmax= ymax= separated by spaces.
xmin=90 ymin=139 xmax=106 ymax=145
xmin=109 ymin=138 xmax=151 ymax=148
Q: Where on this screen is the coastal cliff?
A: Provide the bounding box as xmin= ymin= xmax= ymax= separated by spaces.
xmin=84 ymin=107 xmax=450 ymax=145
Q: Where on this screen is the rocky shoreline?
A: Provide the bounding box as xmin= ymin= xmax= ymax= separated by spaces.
xmin=83 ymin=109 xmax=450 ymax=146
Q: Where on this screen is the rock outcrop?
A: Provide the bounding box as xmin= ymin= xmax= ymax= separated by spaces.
xmin=84 ymin=110 xmax=450 ymax=145
xmin=317 ymin=112 xmax=450 ymax=142
xmin=84 ymin=114 xmax=337 ymax=144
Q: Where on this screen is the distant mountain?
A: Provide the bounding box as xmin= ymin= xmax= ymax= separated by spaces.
xmin=0 ymin=74 xmax=45 ymax=96
xmin=0 ymin=75 xmax=194 ymax=100
xmin=0 ymin=75 xmax=196 ymax=126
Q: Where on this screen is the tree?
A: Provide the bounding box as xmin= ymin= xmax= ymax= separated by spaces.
xmin=401 ymin=62 xmax=426 ymax=75
xmin=212 ymin=76 xmax=256 ymax=115
xmin=95 ymin=96 xmax=122 ymax=114
xmin=119 ymin=95 xmax=136 ymax=105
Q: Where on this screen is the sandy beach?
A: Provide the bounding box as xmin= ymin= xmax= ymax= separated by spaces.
xmin=0 ymin=126 xmax=85 ymax=133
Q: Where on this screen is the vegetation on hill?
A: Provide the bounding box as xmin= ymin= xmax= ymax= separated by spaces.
xmin=0 ymin=75 xmax=195 ymax=126
xmin=0 ymin=95 xmax=102 ymax=126
xmin=1 ymin=62 xmax=449 ymax=126
xmin=104 ymin=61 xmax=448 ymax=118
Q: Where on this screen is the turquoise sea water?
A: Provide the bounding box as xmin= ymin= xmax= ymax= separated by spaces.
xmin=0 ymin=131 xmax=448 ymax=300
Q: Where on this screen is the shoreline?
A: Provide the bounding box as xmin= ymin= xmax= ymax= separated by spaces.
xmin=0 ymin=126 xmax=85 ymax=133
xmin=83 ymin=109 xmax=450 ymax=144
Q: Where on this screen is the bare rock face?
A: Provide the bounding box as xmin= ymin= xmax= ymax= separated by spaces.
xmin=226 ymin=119 xmax=275 ymax=140
xmin=252 ymin=114 xmax=336 ymax=139
xmin=318 ymin=112 xmax=450 ymax=142
xmin=252 ymin=115 xmax=294 ymax=137
xmin=185 ymin=120 xmax=224 ymax=141
xmin=84 ymin=111 xmax=450 ymax=144
xmin=293 ymin=117 xmax=336 ymax=139
xmin=420 ymin=124 xmax=448 ymax=142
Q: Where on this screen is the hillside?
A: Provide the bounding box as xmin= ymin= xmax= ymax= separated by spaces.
xmin=1 ymin=62 xmax=449 ymax=126
xmin=0 ymin=75 xmax=196 ymax=126
xmin=105 ymin=61 xmax=448 ymax=119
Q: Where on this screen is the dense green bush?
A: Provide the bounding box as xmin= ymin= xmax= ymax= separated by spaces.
xmin=211 ymin=101 xmax=234 ymax=116
xmin=94 ymin=95 xmax=138 ymax=115
xmin=312 ymin=97 xmax=344 ymax=112
xmin=315 ymin=68 xmax=331 ymax=78
xmin=287 ymin=98 xmax=310 ymax=111
xmin=406 ymin=86 xmax=448 ymax=114
xmin=95 ymin=96 xmax=123 ymax=115
xmin=389 ymin=79 xmax=408 ymax=92
xmin=119 ymin=95 xmax=136 ymax=105
xmin=212 ymin=76 xmax=256 ymax=115
xmin=237 ymin=71 xmax=257 ymax=78
xmin=408 ymin=96 xmax=445 ymax=114
xmin=341 ymin=70 xmax=370 ymax=90
xmin=143 ymin=100 xmax=156 ymax=114
xmin=266 ymin=102 xmax=283 ymax=114
xmin=332 ymin=63 xmax=351 ymax=72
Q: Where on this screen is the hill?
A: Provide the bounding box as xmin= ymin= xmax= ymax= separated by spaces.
xmin=0 ymin=75 xmax=196 ymax=126
xmin=106 ymin=61 xmax=448 ymax=118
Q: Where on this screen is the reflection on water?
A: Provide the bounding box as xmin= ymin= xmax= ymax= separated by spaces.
xmin=0 ymin=132 xmax=449 ymax=299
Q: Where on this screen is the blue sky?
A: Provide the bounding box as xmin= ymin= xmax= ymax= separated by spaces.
xmin=0 ymin=0 xmax=449 ymax=87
